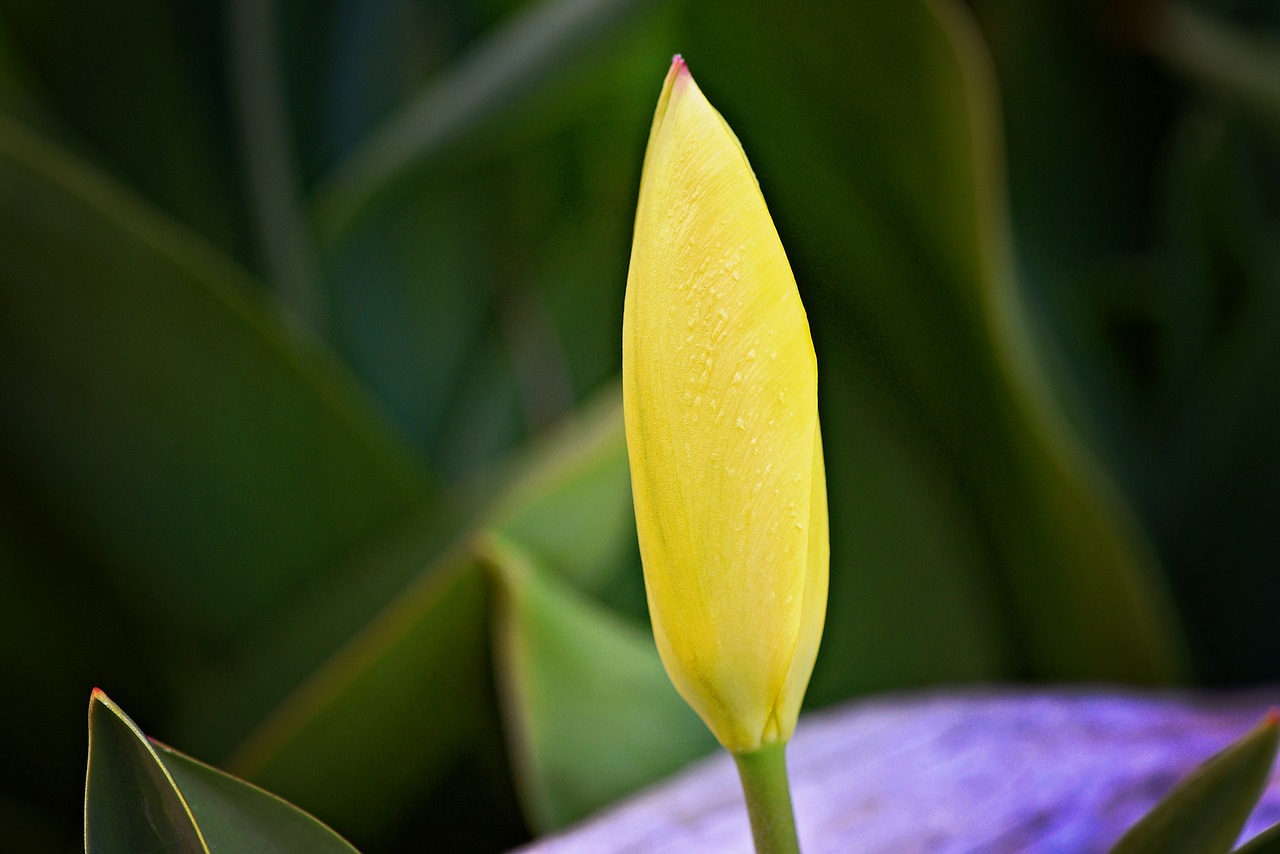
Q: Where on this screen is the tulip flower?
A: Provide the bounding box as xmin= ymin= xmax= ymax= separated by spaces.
xmin=622 ymin=55 xmax=828 ymax=853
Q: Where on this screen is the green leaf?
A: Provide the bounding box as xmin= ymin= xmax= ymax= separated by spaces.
xmin=219 ymin=396 xmax=637 ymax=844
xmin=154 ymin=742 xmax=358 ymax=853
xmin=0 ymin=0 xmax=248 ymax=256
xmin=0 ymin=112 xmax=431 ymax=646
xmin=807 ymin=356 xmax=1016 ymax=703
xmin=86 ymin=690 xmax=358 ymax=853
xmin=1110 ymin=713 xmax=1279 ymax=854
xmin=487 ymin=390 xmax=634 ymax=593
xmin=685 ymin=0 xmax=1184 ymax=682
xmin=1151 ymin=4 xmax=1280 ymax=141
xmin=314 ymin=0 xmax=655 ymax=236
xmin=1144 ymin=112 xmax=1280 ymax=680
xmin=226 ymin=0 xmax=323 ymax=328
xmin=86 ymin=691 xmax=207 ymax=854
xmin=482 ymin=534 xmax=715 ymax=832
xmin=222 ymin=556 xmax=490 ymax=845
xmin=1236 ymin=821 xmax=1280 ymax=853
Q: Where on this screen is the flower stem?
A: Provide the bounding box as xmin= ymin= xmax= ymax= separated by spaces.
xmin=733 ymin=742 xmax=801 ymax=854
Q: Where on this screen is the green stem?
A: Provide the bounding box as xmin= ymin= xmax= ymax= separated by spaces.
xmin=733 ymin=742 xmax=801 ymax=854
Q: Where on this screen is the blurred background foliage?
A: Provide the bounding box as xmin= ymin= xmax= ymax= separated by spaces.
xmin=2 ymin=0 xmax=1279 ymax=850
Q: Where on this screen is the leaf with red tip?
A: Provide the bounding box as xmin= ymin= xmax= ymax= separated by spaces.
xmin=85 ymin=691 xmax=358 ymax=853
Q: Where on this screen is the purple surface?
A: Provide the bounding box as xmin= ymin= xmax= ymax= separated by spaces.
xmin=519 ymin=688 xmax=1280 ymax=853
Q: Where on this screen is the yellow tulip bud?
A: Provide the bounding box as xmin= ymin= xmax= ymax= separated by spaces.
xmin=622 ymin=56 xmax=828 ymax=754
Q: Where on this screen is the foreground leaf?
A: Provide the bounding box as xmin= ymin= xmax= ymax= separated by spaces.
xmin=86 ymin=691 xmax=206 ymax=854
xmin=86 ymin=691 xmax=356 ymax=853
xmin=1109 ymin=713 xmax=1279 ymax=854
xmin=154 ymin=742 xmax=359 ymax=854
xmin=484 ymin=534 xmax=715 ymax=831
xmin=1237 ymin=821 xmax=1280 ymax=853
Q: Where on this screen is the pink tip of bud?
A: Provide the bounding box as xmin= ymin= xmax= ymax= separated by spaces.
xmin=90 ymin=687 xmax=105 ymax=700
xmin=671 ymin=54 xmax=688 ymax=75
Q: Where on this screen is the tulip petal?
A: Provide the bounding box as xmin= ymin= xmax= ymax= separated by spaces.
xmin=769 ymin=422 xmax=828 ymax=740
xmin=623 ymin=58 xmax=825 ymax=752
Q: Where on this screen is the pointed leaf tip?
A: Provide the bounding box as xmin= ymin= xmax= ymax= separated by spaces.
xmin=1108 ymin=713 xmax=1279 ymax=853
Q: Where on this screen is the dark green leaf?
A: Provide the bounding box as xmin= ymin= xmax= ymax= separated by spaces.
xmin=86 ymin=691 xmax=359 ymax=853
xmin=155 ymin=742 xmax=359 ymax=853
xmin=808 ymin=357 xmax=1016 ymax=703
xmin=226 ymin=0 xmax=323 ymax=327
xmin=86 ymin=691 xmax=207 ymax=854
xmin=685 ymin=0 xmax=1184 ymax=682
xmin=1151 ymin=4 xmax=1280 ymax=140
xmin=0 ymin=113 xmax=431 ymax=647
xmin=314 ymin=0 xmax=655 ymax=235
xmin=223 ymin=557 xmax=490 ymax=845
xmin=1110 ymin=714 xmax=1279 ymax=854
xmin=218 ymin=398 xmax=636 ymax=843
xmin=0 ymin=0 xmax=247 ymax=255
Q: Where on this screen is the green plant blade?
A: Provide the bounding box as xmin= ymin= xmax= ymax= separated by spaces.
xmin=0 ymin=112 xmax=430 ymax=646
xmin=314 ymin=0 xmax=653 ymax=236
xmin=483 ymin=534 xmax=715 ymax=832
xmin=1110 ymin=714 xmax=1279 ymax=854
xmin=220 ymin=396 xmax=638 ymax=844
xmin=226 ymin=0 xmax=323 ymax=328
xmin=154 ymin=742 xmax=358 ymax=853
xmin=807 ymin=357 xmax=1016 ymax=703
xmin=223 ymin=555 xmax=490 ymax=845
xmin=486 ymin=390 xmax=634 ymax=595
xmin=1147 ymin=111 xmax=1280 ymax=680
xmin=684 ymin=0 xmax=1184 ymax=682
xmin=86 ymin=691 xmax=207 ymax=854
xmin=0 ymin=0 xmax=247 ymax=255
xmin=86 ymin=691 xmax=358 ymax=853
xmin=1236 ymin=821 xmax=1280 ymax=853
xmin=1151 ymin=4 xmax=1280 ymax=140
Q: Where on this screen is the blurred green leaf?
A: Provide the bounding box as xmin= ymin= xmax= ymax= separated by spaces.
xmin=974 ymin=0 xmax=1280 ymax=683
xmin=315 ymin=4 xmax=673 ymax=479
xmin=0 ymin=0 xmax=247 ymax=256
xmin=224 ymin=555 xmax=490 ymax=846
xmin=483 ymin=534 xmax=714 ymax=832
xmin=0 ymin=112 xmax=431 ymax=646
xmin=487 ymin=390 xmax=632 ymax=593
xmin=685 ymin=0 xmax=1184 ymax=682
xmin=1109 ymin=713 xmax=1279 ymax=854
xmin=315 ymin=0 xmax=655 ymax=236
xmin=323 ymin=181 xmax=513 ymax=474
xmin=86 ymin=690 xmax=358 ymax=853
xmin=227 ymin=0 xmax=323 ymax=328
xmin=1146 ymin=110 xmax=1280 ymax=680
xmin=808 ymin=357 xmax=1016 ymax=703
xmin=1152 ymin=4 xmax=1280 ymax=140
xmin=219 ymin=394 xmax=637 ymax=844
